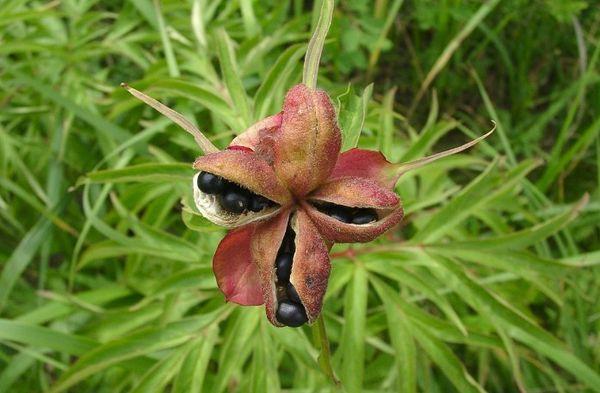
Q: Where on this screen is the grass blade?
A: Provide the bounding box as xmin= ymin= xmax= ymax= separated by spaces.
xmin=339 ymin=264 xmax=368 ymax=392
xmin=50 ymin=308 xmax=230 ymax=393
xmin=409 ymin=0 xmax=501 ymax=115
xmin=338 ymin=84 xmax=373 ymax=151
xmin=215 ymin=28 xmax=252 ymax=126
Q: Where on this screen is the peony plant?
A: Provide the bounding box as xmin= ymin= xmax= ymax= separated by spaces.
xmin=121 ymin=0 xmax=493 ymax=329
xmin=122 ymin=81 xmax=493 ymax=327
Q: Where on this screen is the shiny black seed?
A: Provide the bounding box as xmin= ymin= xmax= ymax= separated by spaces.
xmin=249 ymin=194 xmax=272 ymax=212
xmin=276 ymin=252 xmax=293 ymax=282
xmin=286 ymin=283 xmax=301 ymax=303
xmin=276 ymin=300 xmax=308 ymax=327
xmin=219 ymin=188 xmax=249 ymax=214
xmin=352 ymin=208 xmax=378 ymax=225
xmin=197 ymin=172 xmax=224 ymax=194
xmin=327 ymin=206 xmax=353 ymax=223
xmin=281 ymin=230 xmax=296 ymax=253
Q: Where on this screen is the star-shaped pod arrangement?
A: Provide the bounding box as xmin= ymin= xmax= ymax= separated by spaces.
xmin=122 ymin=83 xmax=494 ymax=327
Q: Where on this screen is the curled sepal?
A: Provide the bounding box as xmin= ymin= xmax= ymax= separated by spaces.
xmin=330 ymin=124 xmax=496 ymax=190
xmin=330 ymin=149 xmax=397 ymax=189
xmin=289 ymin=209 xmax=331 ymax=323
xmin=274 ymin=84 xmax=342 ymax=196
xmin=213 ymin=226 xmax=263 ymax=305
xmin=193 ymin=150 xmax=292 ymax=228
xmin=302 ymin=176 xmax=404 ymax=243
xmin=309 ymin=177 xmax=400 ymax=208
xmin=251 ymin=210 xmax=291 ymax=326
xmin=229 ymin=113 xmax=282 ymax=163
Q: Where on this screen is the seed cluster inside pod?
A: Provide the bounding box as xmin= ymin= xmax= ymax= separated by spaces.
xmin=315 ymin=202 xmax=378 ymax=224
xmin=273 ymin=225 xmax=308 ymax=327
xmin=197 ymin=171 xmax=277 ymax=214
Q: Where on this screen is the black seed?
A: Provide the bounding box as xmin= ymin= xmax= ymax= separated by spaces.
xmin=276 ymin=300 xmax=308 ymax=327
xmin=327 ymin=206 xmax=353 ymax=223
xmin=219 ymin=188 xmax=249 ymax=214
xmin=352 ymin=208 xmax=378 ymax=225
xmin=197 ymin=171 xmax=224 ymax=194
xmin=249 ymin=194 xmax=272 ymax=212
xmin=281 ymin=230 xmax=296 ymax=253
xmin=276 ymin=252 xmax=293 ymax=282
xmin=286 ymin=283 xmax=301 ymax=303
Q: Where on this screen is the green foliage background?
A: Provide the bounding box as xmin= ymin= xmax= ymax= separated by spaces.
xmin=1 ymin=0 xmax=599 ymax=392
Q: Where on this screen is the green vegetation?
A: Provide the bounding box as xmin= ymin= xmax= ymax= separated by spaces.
xmin=1 ymin=0 xmax=598 ymax=392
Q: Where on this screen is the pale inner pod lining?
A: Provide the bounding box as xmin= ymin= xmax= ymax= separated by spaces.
xmin=192 ymin=173 xmax=281 ymax=228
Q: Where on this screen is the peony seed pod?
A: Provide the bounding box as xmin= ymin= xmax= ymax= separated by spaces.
xmin=123 ymin=83 xmax=494 ymax=327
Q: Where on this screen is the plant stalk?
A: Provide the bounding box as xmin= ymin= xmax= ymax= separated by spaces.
xmin=312 ymin=314 xmax=340 ymax=386
xmin=302 ymin=0 xmax=334 ymax=89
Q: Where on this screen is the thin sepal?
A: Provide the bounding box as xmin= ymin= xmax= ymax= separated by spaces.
xmin=393 ymin=121 xmax=496 ymax=178
xmin=120 ymin=83 xmax=219 ymax=154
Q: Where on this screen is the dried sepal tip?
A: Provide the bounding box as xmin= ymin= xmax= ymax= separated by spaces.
xmin=120 ymin=83 xmax=219 ymax=155
xmin=394 ymin=121 xmax=496 ymax=177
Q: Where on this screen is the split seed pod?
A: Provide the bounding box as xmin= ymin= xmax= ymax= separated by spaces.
xmin=122 ymin=82 xmax=494 ymax=327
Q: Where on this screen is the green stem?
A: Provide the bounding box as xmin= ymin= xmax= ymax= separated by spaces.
xmin=302 ymin=0 xmax=334 ymax=89
xmin=153 ymin=0 xmax=180 ymax=78
xmin=312 ymin=314 xmax=340 ymax=386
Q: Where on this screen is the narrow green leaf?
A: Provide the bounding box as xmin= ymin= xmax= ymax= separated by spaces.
xmin=367 ymin=0 xmax=404 ymax=75
xmin=149 ymin=79 xmax=234 ymax=120
xmin=339 ymin=264 xmax=368 ymax=392
xmin=412 ymin=158 xmax=539 ymax=243
xmin=434 ymin=194 xmax=588 ymax=251
xmin=216 ymin=28 xmax=252 ymax=127
xmin=129 ymin=0 xmax=159 ymax=29
xmin=50 ymin=308 xmax=230 ymax=393
xmin=411 ymin=326 xmax=485 ymax=393
xmin=370 ymin=278 xmax=417 ymax=393
xmin=181 ymin=207 xmax=222 ymax=232
xmin=471 ymin=69 xmax=516 ymax=165
xmin=214 ymin=308 xmax=260 ymax=393
xmin=172 ymin=326 xmax=218 ymax=393
xmin=410 ymin=0 xmax=501 ymax=114
xmin=250 ymin=319 xmax=281 ymax=392
xmin=254 ymin=43 xmax=306 ymax=119
xmin=0 ymin=353 xmax=36 ymax=392
xmin=0 ymin=319 xmax=96 ymax=355
xmin=430 ymin=255 xmax=600 ymax=392
xmin=378 ymin=87 xmax=396 ymax=157
xmin=153 ymin=0 xmax=180 ymax=78
xmin=400 ymin=120 xmax=458 ymax=162
xmin=537 ymin=116 xmax=600 ymax=191
xmin=271 ymin=328 xmax=320 ymax=371
xmin=369 ymin=277 xmax=485 ymax=393
xmin=130 ymin=342 xmax=191 ymax=393
xmin=338 ymin=84 xmax=373 ymax=151
xmin=9 ymin=70 xmax=130 ymax=145
xmin=84 ymin=163 xmax=193 ymax=185
xmin=0 ymin=218 xmax=52 ymax=312
xmin=17 ymin=286 xmax=131 ymax=325
xmin=366 ymin=258 xmax=467 ymax=335
xmin=239 ymin=0 xmax=260 ymax=37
